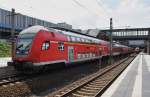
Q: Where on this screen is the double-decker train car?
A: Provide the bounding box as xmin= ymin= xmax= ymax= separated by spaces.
xmin=10 ymin=25 xmax=132 ymax=72
xmin=135 ymin=47 xmax=140 ymax=54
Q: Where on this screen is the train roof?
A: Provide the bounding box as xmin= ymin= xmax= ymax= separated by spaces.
xmin=19 ymin=25 xmax=109 ymax=45
xmin=19 ymin=25 xmax=131 ymax=48
xmin=20 ymin=25 xmax=49 ymax=35
xmin=50 ymin=26 xmax=109 ymax=44
xmin=113 ymin=43 xmax=129 ymax=48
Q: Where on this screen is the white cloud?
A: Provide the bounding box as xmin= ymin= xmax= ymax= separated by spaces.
xmin=0 ymin=0 xmax=149 ymax=29
xmin=112 ymin=0 xmax=150 ymax=28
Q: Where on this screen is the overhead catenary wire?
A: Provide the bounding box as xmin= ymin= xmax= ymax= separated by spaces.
xmin=72 ymin=0 xmax=131 ymax=31
xmin=71 ymin=0 xmax=121 ymax=27
xmin=95 ymin=0 xmax=110 ymax=16
xmin=72 ymin=0 xmax=106 ymax=18
xmin=95 ymin=0 xmax=121 ymax=28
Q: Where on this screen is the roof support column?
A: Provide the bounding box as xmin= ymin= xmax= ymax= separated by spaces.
xmin=147 ymin=29 xmax=150 ymax=54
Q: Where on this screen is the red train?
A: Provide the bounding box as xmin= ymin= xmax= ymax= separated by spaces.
xmin=10 ymin=25 xmax=132 ymax=72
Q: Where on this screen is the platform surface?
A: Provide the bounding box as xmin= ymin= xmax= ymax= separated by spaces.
xmin=0 ymin=57 xmax=11 ymax=67
xmin=102 ymin=53 xmax=150 ymax=97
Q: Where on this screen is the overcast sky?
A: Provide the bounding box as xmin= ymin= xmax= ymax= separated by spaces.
xmin=0 ymin=0 xmax=150 ymax=29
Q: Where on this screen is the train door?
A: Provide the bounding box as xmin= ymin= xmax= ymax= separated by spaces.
xmin=99 ymin=47 xmax=102 ymax=56
xmin=68 ymin=46 xmax=74 ymax=62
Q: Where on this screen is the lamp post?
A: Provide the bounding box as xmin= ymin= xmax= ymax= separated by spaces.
xmin=109 ymin=18 xmax=113 ymax=65
xmin=7 ymin=8 xmax=20 ymax=59
xmin=10 ymin=8 xmax=16 ymax=59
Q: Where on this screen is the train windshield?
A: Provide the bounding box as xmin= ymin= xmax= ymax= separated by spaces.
xmin=16 ymin=33 xmax=35 ymax=55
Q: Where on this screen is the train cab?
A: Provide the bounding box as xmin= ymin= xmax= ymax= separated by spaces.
xmin=13 ymin=26 xmax=50 ymax=71
xmin=16 ymin=33 xmax=34 ymax=58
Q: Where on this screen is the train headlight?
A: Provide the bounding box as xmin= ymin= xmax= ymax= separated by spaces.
xmin=24 ymin=50 xmax=29 ymax=54
xmin=16 ymin=51 xmax=20 ymax=54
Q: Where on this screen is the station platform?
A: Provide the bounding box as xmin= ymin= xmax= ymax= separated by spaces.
xmin=0 ymin=57 xmax=11 ymax=67
xmin=102 ymin=53 xmax=150 ymax=97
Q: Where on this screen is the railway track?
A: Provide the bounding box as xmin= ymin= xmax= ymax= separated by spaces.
xmin=0 ymin=66 xmax=33 ymax=87
xmin=48 ymin=55 xmax=135 ymax=97
xmin=0 ymin=74 xmax=27 ymax=87
xmin=0 ymin=66 xmax=26 ymax=86
xmin=0 ymin=66 xmax=17 ymax=77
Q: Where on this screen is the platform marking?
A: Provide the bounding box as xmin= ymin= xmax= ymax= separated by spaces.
xmin=131 ymin=54 xmax=142 ymax=97
xmin=0 ymin=57 xmax=11 ymax=67
xmin=101 ymin=54 xmax=140 ymax=97
xmin=143 ymin=55 xmax=150 ymax=72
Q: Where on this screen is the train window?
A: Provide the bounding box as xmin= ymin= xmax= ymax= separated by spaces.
xmin=67 ymin=36 xmax=70 ymax=41
xmin=77 ymin=37 xmax=80 ymax=42
xmin=87 ymin=54 xmax=89 ymax=58
xmin=80 ymin=38 xmax=82 ymax=42
xmin=84 ymin=54 xmax=86 ymax=58
xmin=88 ymin=40 xmax=91 ymax=43
xmin=93 ymin=53 xmax=95 ymax=57
xmin=81 ymin=38 xmax=84 ymax=42
xmin=77 ymin=54 xmax=81 ymax=59
xmin=58 ymin=42 xmax=64 ymax=51
xmin=84 ymin=54 xmax=87 ymax=58
xmin=71 ymin=36 xmax=76 ymax=42
xmin=86 ymin=40 xmax=89 ymax=43
xmin=90 ymin=53 xmax=92 ymax=57
xmin=69 ymin=36 xmax=72 ymax=42
xmin=86 ymin=54 xmax=88 ymax=58
xmin=82 ymin=54 xmax=85 ymax=58
xmin=42 ymin=41 xmax=50 ymax=50
xmin=74 ymin=37 xmax=77 ymax=42
xmin=85 ymin=40 xmax=88 ymax=43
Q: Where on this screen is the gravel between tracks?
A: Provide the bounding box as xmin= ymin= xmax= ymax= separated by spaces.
xmin=0 ymin=82 xmax=31 ymax=97
xmin=0 ymin=60 xmax=100 ymax=97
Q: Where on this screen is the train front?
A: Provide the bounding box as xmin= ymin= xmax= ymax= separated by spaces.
xmin=12 ymin=26 xmax=47 ymax=72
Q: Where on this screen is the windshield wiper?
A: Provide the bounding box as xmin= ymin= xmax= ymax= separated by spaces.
xmin=25 ymin=43 xmax=31 ymax=50
xmin=16 ymin=44 xmax=23 ymax=50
